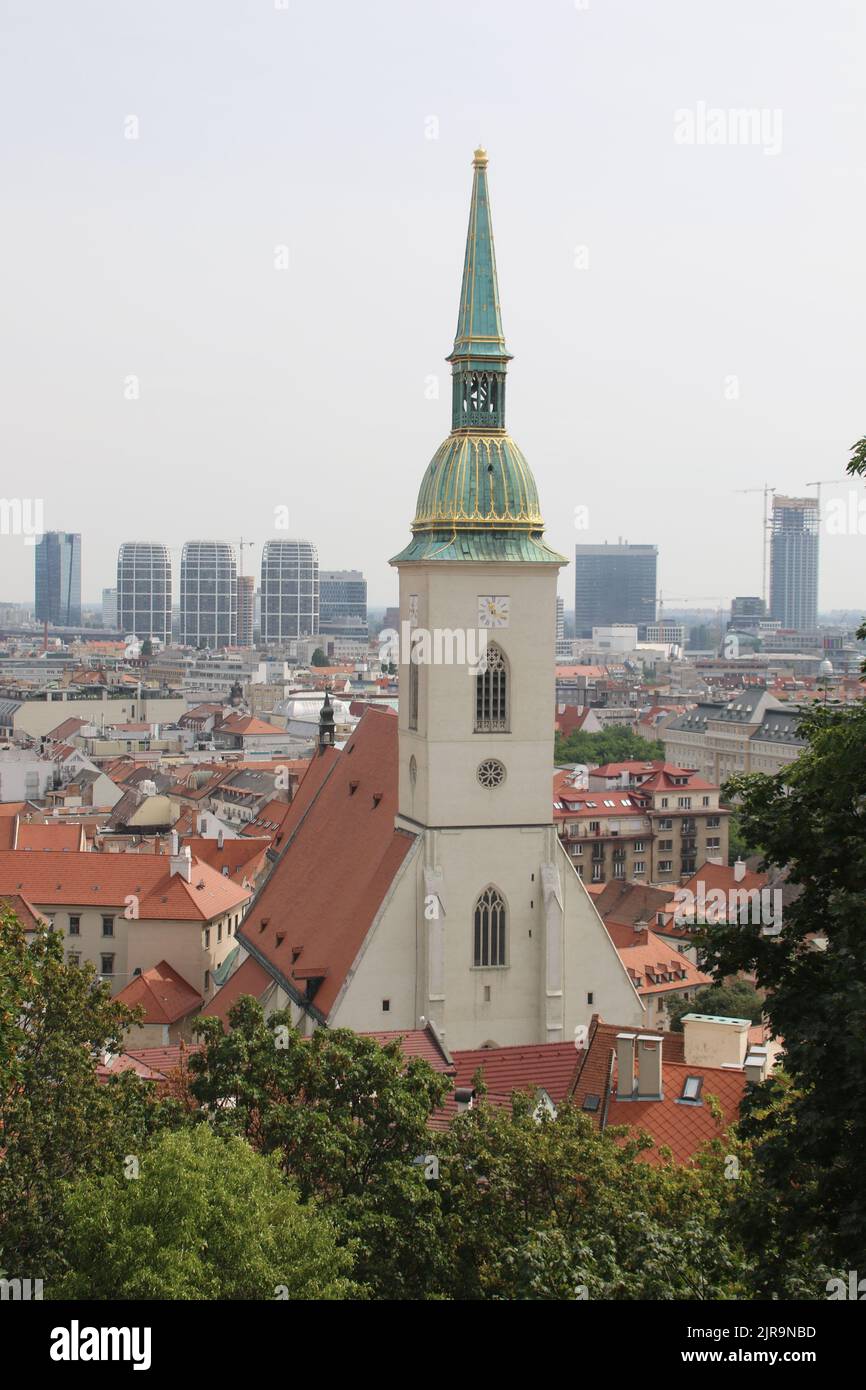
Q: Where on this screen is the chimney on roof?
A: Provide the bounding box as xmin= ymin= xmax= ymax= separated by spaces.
xmin=733 ymin=859 xmax=746 ymax=883
xmin=620 ymin=769 xmax=629 ymax=787
xmin=636 ymin=1034 xmax=663 ymax=1098
xmin=217 ymin=828 xmax=224 ymax=850
xmin=744 ymin=1046 xmax=770 ymax=1084
xmin=170 ymin=844 xmax=192 ymax=882
xmin=454 ymin=1086 xmax=476 ymax=1112
xmin=634 ymin=917 xmax=648 ymax=935
xmin=615 ymin=1032 xmax=637 ymax=1098
xmin=169 ymin=828 xmax=179 ymax=856
xmin=682 ymin=1014 xmax=751 ymax=1069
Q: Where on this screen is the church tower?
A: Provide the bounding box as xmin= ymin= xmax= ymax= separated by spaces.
xmin=392 ymin=148 xmax=565 ymax=833
xmin=388 ymin=150 xmax=606 ymax=1048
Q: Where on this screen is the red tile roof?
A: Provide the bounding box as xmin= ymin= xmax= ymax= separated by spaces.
xmin=16 ymin=822 xmax=85 ymax=852
xmin=0 ymin=849 xmax=250 ymax=922
xmin=616 ymin=928 xmax=711 ymax=996
xmin=569 ymin=1017 xmax=747 ymax=1165
xmin=239 ymin=799 xmax=295 ymax=845
xmin=115 ymin=960 xmax=202 ymax=1024
xmin=0 ymin=892 xmax=49 ymax=932
xmin=428 ymin=1042 xmax=579 ymax=1130
xmin=181 ymin=835 xmax=269 ymax=885
xmin=204 ymin=709 xmax=416 ymax=1022
xmin=217 ymin=714 xmax=285 ymax=737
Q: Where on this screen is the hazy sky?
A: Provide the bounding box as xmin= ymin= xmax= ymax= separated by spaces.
xmin=1 ymin=0 xmax=864 ymax=612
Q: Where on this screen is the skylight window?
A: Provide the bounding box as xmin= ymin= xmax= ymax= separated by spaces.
xmin=582 ymin=1094 xmax=600 ymax=1112
xmin=680 ymin=1075 xmax=703 ymax=1102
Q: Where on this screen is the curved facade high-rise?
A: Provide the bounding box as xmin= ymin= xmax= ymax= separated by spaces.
xmin=260 ymin=540 xmax=319 ymax=643
xmin=180 ymin=541 xmax=237 ymax=648
xmin=116 ymin=542 xmax=172 ymax=642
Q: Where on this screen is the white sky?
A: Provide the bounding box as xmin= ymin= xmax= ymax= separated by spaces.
xmin=1 ymin=0 xmax=864 ymax=612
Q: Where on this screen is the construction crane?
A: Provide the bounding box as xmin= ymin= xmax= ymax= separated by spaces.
xmin=733 ymin=484 xmax=775 ymax=608
xmin=806 ymin=478 xmax=847 ymax=525
xmin=236 ymin=537 xmax=256 ymax=578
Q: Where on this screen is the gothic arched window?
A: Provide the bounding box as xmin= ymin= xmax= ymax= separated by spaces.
xmin=475 ymin=643 xmax=508 ymax=732
xmin=473 ymin=886 xmax=507 ymax=968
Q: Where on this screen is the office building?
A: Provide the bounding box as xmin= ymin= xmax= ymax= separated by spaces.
xmin=769 ymin=497 xmax=819 ymax=630
xmin=730 ymin=596 xmax=765 ymax=629
xmin=319 ymin=569 xmax=367 ymax=639
xmin=179 ymin=541 xmax=237 ymax=648
xmin=574 ymin=543 xmax=657 ymax=637
xmin=34 ymin=531 xmax=81 ymax=627
xmin=260 ymin=540 xmax=319 ymax=643
xmin=116 ymin=542 xmax=172 ymax=643
xmin=102 ymin=588 xmax=118 ymax=628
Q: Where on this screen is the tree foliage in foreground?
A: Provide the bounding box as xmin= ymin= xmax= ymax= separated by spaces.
xmin=54 ymin=1127 xmax=355 ymax=1300
xmin=704 ymin=702 xmax=866 ymax=1271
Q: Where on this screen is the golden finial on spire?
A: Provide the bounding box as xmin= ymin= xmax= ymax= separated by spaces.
xmin=473 ymin=146 xmax=488 ymax=167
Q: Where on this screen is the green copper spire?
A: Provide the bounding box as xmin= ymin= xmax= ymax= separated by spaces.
xmin=450 ymin=148 xmax=512 ymax=369
xmin=449 ymin=148 xmax=511 ymax=432
xmin=390 ymin=149 xmax=565 ymax=568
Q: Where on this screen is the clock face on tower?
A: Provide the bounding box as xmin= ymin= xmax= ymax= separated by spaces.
xmin=477 ymin=595 xmax=510 ymax=629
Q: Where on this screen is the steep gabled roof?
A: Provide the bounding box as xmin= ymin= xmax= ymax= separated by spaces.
xmin=115 ymin=960 xmax=202 ymax=1024
xmin=205 ymin=709 xmax=417 ymax=1022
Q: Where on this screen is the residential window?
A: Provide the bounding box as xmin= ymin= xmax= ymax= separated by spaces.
xmin=473 ymin=886 xmax=507 ymax=967
xmin=217 ymin=921 xmax=222 ymax=943
xmin=475 ymin=643 xmax=508 ymax=733
xmin=660 ymin=839 xmax=673 ymax=851
xmin=707 ymin=837 xmax=720 ymax=850
xmin=382 ymin=998 xmax=391 ymax=1012
xmin=660 ymin=797 xmax=668 ymax=808
xmin=588 ymin=820 xmax=600 ymax=833
xmin=100 ymin=954 xmax=114 ymax=977
xmin=204 ymin=928 xmax=210 ymax=949
xmin=678 ymin=797 xmax=692 ymax=809
xmin=68 ymin=914 xmax=80 ymax=936
xmin=591 ymin=863 xmax=603 ymax=883
xmin=67 ymin=951 xmax=81 ymax=967
xmin=204 ymin=970 xmax=210 ymax=992
xmin=680 ymin=1075 xmax=703 ymax=1102
xmin=613 ymin=862 xmax=625 ymax=880
xmin=587 ymin=991 xmax=593 ymax=1005
xmin=707 ymin=816 xmax=720 ymax=828
xmin=634 ymin=861 xmax=646 ymax=874
xmin=634 ymin=840 xmax=645 ymax=852
xmin=101 ymin=916 xmax=114 ymax=938
xmin=571 ymin=843 xmax=583 ymax=855
xmin=702 ymin=796 xmax=710 ymax=807
xmin=659 ymin=818 xmax=673 ymax=831
xmin=659 ymin=860 xmax=672 ymax=872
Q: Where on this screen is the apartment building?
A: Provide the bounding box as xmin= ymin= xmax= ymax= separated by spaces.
xmin=663 ymin=690 xmax=808 ymax=781
xmin=553 ymin=761 xmax=728 ymax=885
xmin=0 ymin=843 xmax=251 ymax=1000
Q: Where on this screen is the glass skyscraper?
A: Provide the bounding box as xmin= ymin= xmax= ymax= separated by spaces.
xmin=34 ymin=531 xmax=81 ymax=626
xmin=117 ymin=542 xmax=173 ymax=642
xmin=573 ymin=543 xmax=657 ymax=637
xmin=180 ymin=541 xmax=237 ymax=648
xmin=260 ymin=540 xmax=319 ymax=643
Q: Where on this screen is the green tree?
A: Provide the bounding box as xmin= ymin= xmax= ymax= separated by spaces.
xmin=191 ymin=1002 xmax=452 ymax=1299
xmin=54 ymin=1127 xmax=355 ymax=1300
xmin=554 ymin=726 xmax=664 ymax=767
xmin=434 ymin=1094 xmax=753 ymax=1300
xmin=0 ymin=907 xmax=154 ymax=1277
xmin=310 ymin=648 xmax=330 ymax=667
xmin=666 ymin=981 xmax=763 ymax=1033
xmin=697 ymin=702 xmax=866 ymax=1271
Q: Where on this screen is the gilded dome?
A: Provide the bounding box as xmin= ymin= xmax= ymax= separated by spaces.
xmin=412 ymin=433 xmax=543 ymax=532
